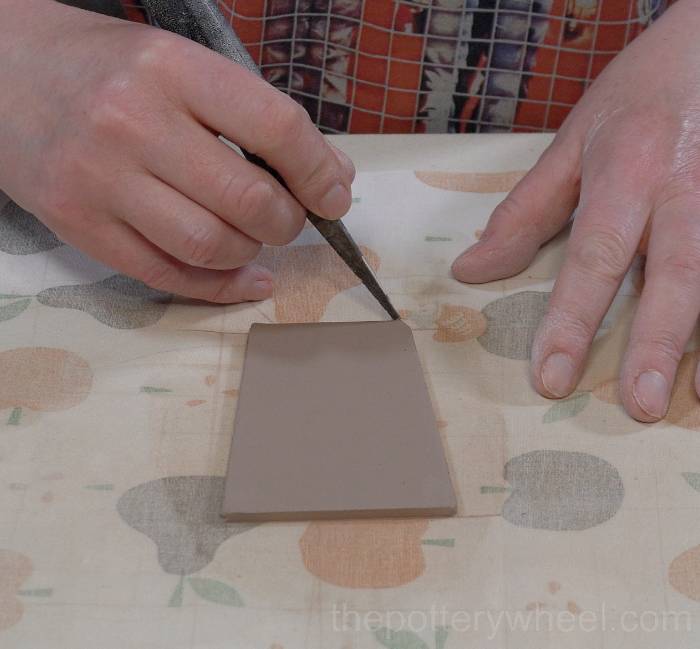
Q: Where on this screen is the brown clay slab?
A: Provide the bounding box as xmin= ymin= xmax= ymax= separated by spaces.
xmin=222 ymin=320 xmax=456 ymax=521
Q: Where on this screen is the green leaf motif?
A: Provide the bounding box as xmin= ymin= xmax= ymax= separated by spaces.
xmin=421 ymin=538 xmax=455 ymax=547
xmin=480 ymin=485 xmax=511 ymax=494
xmin=7 ymin=407 xmax=22 ymax=426
xmin=375 ymin=628 xmax=430 ymax=649
xmin=543 ymin=392 xmax=590 ymax=423
xmin=8 ymin=483 xmax=28 ymax=490
xmin=682 ymin=473 xmax=700 ymax=492
xmin=84 ymin=483 xmax=114 ymax=491
xmin=0 ymin=298 xmax=31 ymax=322
xmin=168 ymin=575 xmax=184 ymax=607
xmin=188 ymin=577 xmax=243 ymax=607
xmin=17 ymin=588 xmax=53 ymax=597
xmin=434 ymin=627 xmax=449 ymax=649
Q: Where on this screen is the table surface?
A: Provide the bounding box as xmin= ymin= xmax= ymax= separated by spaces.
xmin=2 ymin=133 xmax=699 ymax=648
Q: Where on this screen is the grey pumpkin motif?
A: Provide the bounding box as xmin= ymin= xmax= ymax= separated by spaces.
xmin=502 ymin=450 xmax=624 ymax=531
xmin=37 ymin=275 xmax=171 ymax=329
xmin=117 ymin=476 xmax=256 ymax=575
xmin=0 ymin=201 xmax=62 ymax=255
xmin=477 ymin=291 xmax=550 ymax=360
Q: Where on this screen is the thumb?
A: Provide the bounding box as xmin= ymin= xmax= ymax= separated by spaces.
xmin=452 ymin=137 xmax=582 ymax=283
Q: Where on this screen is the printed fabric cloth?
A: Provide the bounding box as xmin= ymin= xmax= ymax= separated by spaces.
xmin=1 ymin=133 xmax=700 ymax=648
xmin=116 ymin=0 xmax=673 ymax=133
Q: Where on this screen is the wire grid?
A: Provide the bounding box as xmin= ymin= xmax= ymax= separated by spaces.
xmin=124 ymin=0 xmax=671 ymax=133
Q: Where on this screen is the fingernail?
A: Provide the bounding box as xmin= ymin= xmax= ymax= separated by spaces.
xmin=452 ymin=243 xmax=482 ymax=272
xmin=247 ymin=279 xmax=273 ymax=301
xmin=541 ymin=352 xmax=576 ymax=398
xmin=457 ymin=233 xmax=490 ymax=259
xmin=458 ymin=243 xmax=482 ymax=259
xmin=319 ymin=183 xmax=351 ymax=219
xmin=451 ymin=246 xmax=486 ymax=283
xmin=633 ymin=370 xmax=669 ymax=419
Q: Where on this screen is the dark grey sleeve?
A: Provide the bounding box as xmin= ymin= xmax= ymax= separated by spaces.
xmin=55 ymin=0 xmax=127 ymax=18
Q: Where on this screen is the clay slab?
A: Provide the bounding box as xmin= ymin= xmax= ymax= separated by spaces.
xmin=222 ymin=320 xmax=456 ymax=521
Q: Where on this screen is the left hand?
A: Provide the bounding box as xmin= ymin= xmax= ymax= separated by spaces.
xmin=452 ymin=0 xmax=700 ymax=422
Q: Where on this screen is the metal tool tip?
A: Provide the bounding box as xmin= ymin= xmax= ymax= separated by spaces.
xmin=379 ymin=294 xmax=401 ymax=321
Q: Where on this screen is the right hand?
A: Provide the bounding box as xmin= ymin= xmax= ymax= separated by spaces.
xmin=0 ymin=0 xmax=355 ymax=302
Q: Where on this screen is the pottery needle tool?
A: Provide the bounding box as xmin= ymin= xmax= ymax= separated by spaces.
xmin=141 ymin=0 xmax=400 ymax=321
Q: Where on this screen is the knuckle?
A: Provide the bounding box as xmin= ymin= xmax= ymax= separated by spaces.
xmin=216 ymin=173 xmax=238 ymax=212
xmin=295 ymin=150 xmax=339 ymax=197
xmin=630 ymin=330 xmax=685 ymax=365
xmin=659 ymin=249 xmax=700 ymax=286
xmin=657 ymin=185 xmax=700 ymax=212
xmin=571 ymin=226 xmax=630 ymax=282
xmin=181 ymin=225 xmax=221 ymax=268
xmin=235 ymin=180 xmax=275 ymax=228
xmin=257 ymin=96 xmax=308 ymax=147
xmin=83 ymin=77 xmax=148 ymax=142
xmin=543 ymin=306 xmax=596 ymax=345
xmin=83 ymin=39 xmax=175 ymax=140
xmin=129 ymin=32 xmax=176 ymax=76
xmin=649 ymin=331 xmax=685 ymax=363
